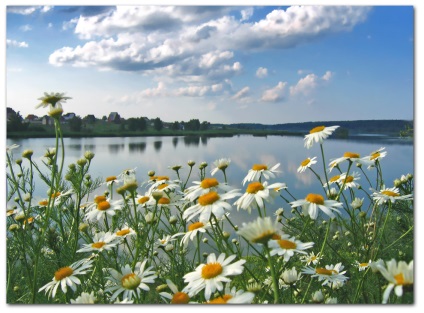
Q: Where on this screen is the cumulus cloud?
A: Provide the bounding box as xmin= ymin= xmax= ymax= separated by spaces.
xmin=290 ymin=71 xmax=333 ymax=96
xmin=256 ymin=67 xmax=268 ymax=78
xmin=261 ymin=81 xmax=287 ymax=102
xmin=240 ymin=8 xmax=254 ymax=21
xmin=6 ymin=39 xmax=29 ymax=48
xmin=7 ymin=6 xmax=52 ymax=15
xmin=140 ymin=82 xmax=167 ymax=98
xmin=175 ymin=83 xmax=223 ymax=97
xmin=232 ymin=86 xmax=250 ymax=100
xmin=49 ymin=6 xmax=370 ymax=77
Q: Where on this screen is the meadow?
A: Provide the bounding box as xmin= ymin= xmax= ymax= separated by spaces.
xmin=6 ymin=93 xmax=414 ymax=304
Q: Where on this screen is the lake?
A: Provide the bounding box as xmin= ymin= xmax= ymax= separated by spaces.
xmin=6 ymin=135 xmax=413 ymax=227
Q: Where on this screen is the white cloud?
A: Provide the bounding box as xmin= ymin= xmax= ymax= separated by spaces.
xmin=261 ymin=81 xmax=287 ymax=102
xmin=232 ymin=86 xmax=250 ymax=100
xmin=175 ymin=83 xmax=222 ymax=97
xmin=240 ymin=8 xmax=254 ymax=21
xmin=140 ymin=82 xmax=167 ymax=98
xmin=199 ymin=50 xmax=233 ymax=68
xmin=290 ymin=71 xmax=334 ymax=96
xmin=6 ymin=39 xmax=29 ymax=48
xmin=7 ymin=6 xmax=52 ymax=15
xmin=256 ymin=67 xmax=268 ymax=78
xmin=20 ymin=25 xmax=33 ymax=32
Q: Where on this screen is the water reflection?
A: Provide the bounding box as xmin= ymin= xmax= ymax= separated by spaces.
xmin=108 ymin=143 xmax=125 ymax=154
xmin=172 ymin=137 xmax=178 ymax=148
xmin=153 ymin=140 xmax=162 ymax=152
xmin=129 ymin=142 xmax=146 ymax=153
xmin=183 ymin=136 xmax=200 ymax=146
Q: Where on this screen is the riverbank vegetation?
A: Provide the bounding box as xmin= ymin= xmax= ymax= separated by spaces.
xmin=6 ymin=93 xmax=414 ymax=304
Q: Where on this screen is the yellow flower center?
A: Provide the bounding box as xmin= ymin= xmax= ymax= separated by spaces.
xmin=198 ymin=191 xmax=220 ymax=206
xmin=116 ymin=229 xmax=130 ymax=236
xmin=344 ymin=176 xmax=354 ymax=183
xmin=381 ymin=190 xmax=400 ymax=197
xmin=343 ymin=152 xmax=360 ymax=159
xmin=106 ymin=176 xmax=117 ymax=182
xmin=54 ymin=266 xmax=74 ymax=281
xmin=158 ymin=197 xmax=170 ymax=205
xmin=300 ymin=158 xmax=311 ymax=167
xmin=252 ymin=164 xmax=268 ymax=171
xmin=138 ymin=196 xmax=150 ymax=204
xmin=200 ymin=178 xmax=219 ymax=189
xmin=305 ymin=194 xmax=325 ymax=205
xmin=309 ymin=126 xmax=325 ymax=134
xmin=157 ymin=183 xmax=169 ymax=190
xmin=252 ymin=231 xmax=275 ymax=244
xmin=201 ymin=262 xmax=223 ymax=279
xmin=370 ymin=152 xmax=380 ymax=160
xmin=188 ymin=221 xmax=204 ymax=231
xmin=207 ymin=294 xmax=233 ymax=304
xmin=246 ymin=182 xmax=265 ymax=194
xmin=39 ymin=200 xmax=49 ymax=206
xmin=277 ymin=239 xmax=297 ymax=249
xmin=94 ymin=195 xmax=107 ymax=204
xmin=271 ymin=234 xmax=282 ymax=240
xmin=359 ymin=262 xmax=369 ymax=268
xmin=121 ymin=273 xmax=141 ymax=290
xmin=171 ymin=292 xmax=190 ymax=304
xmin=51 ymin=192 xmax=61 ymax=198
xmin=329 ymin=175 xmax=340 ymax=182
xmin=92 ymin=241 xmax=106 ymax=249
xmin=150 ymin=175 xmax=169 ymax=181
xmin=394 ymin=273 xmax=405 ymax=285
xmin=315 ymin=268 xmax=338 ymax=276
xmin=97 ymin=201 xmax=111 ymax=211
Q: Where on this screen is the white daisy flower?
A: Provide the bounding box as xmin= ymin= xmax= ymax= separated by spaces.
xmin=234 ymin=181 xmax=286 ymax=214
xmin=210 ymin=158 xmax=231 ymax=176
xmin=173 ymin=221 xmax=212 ymax=249
xmin=301 ymin=251 xmax=323 ymax=266
xmin=302 ymin=262 xmax=348 ymax=288
xmin=237 ymin=216 xmax=279 ymax=245
xmin=183 ymin=253 xmax=246 ymax=300
xmin=84 ymin=198 xmax=122 ymax=222
xmin=351 ymin=197 xmax=364 ymax=210
xmin=156 ymin=235 xmax=177 ymax=248
xmin=114 ymin=225 xmax=136 ymax=240
xmin=118 ymin=168 xmax=138 ymax=185
xmin=242 ymin=163 xmax=280 ymax=185
xmin=70 ymin=291 xmax=97 ymax=304
xmin=354 ymin=260 xmax=372 ymax=271
xmin=371 ymin=186 xmax=413 ymax=205
xmin=77 ymin=231 xmax=119 ymax=253
xmin=281 ymin=267 xmax=302 ymax=285
xmin=297 ymin=157 xmax=318 ymax=173
xmin=372 ymin=259 xmax=413 ymax=304
xmin=290 ymin=193 xmax=343 ymax=220
xmin=304 ymin=125 xmax=339 ymax=149
xmin=105 ymin=175 xmax=121 ymax=186
xmin=184 ymin=177 xmax=234 ymax=202
xmin=268 ymin=234 xmax=314 ymax=261
xmin=148 ymin=179 xmax=181 ymax=195
xmin=328 ymin=152 xmax=372 ymax=172
xmin=6 ymin=144 xmax=20 ymax=153
xmin=182 ymin=189 xmax=241 ymax=222
xmin=159 ymin=279 xmax=191 ymax=304
xmin=105 ymin=260 xmax=157 ymax=302
xmin=339 ymin=172 xmax=361 ymax=190
xmin=364 ymin=147 xmax=387 ymax=164
xmin=206 ymin=284 xmax=255 ymax=304
xmin=38 ymin=258 xmax=93 ymax=298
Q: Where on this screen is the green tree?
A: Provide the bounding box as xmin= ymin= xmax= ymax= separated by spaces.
xmin=200 ymin=121 xmax=210 ymax=131
xmin=153 ymin=117 xmax=163 ymax=131
xmin=69 ymin=116 xmax=83 ymax=132
xmin=7 ymin=110 xmax=29 ymax=132
xmin=171 ymin=121 xmax=180 ymax=131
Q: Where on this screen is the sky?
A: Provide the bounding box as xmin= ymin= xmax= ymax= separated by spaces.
xmin=4 ymin=2 xmax=415 ymax=124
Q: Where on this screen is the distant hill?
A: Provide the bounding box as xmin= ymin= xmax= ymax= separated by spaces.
xmin=212 ymin=119 xmax=413 ymax=136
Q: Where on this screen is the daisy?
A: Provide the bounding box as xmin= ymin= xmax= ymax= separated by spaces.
xmin=118 ymin=168 xmax=138 ymax=185
xmin=339 ymin=172 xmax=361 ymax=190
xmin=280 ymin=267 xmax=302 ymax=286
xmin=84 ymin=198 xmax=122 ymax=222
xmin=323 ymin=174 xmax=342 ymax=188
xmin=36 ymin=92 xmax=71 ymax=117
xmin=183 ymin=253 xmax=246 ymax=300
xmin=70 ymin=291 xmax=97 ymax=304
xmin=328 ymin=152 xmax=372 ymax=172
xmin=297 ymin=157 xmax=317 ymax=173
xmin=371 ymin=186 xmax=413 ymax=205
xmin=184 ymin=177 xmax=234 ymax=202
xmin=49 ymin=189 xmax=74 ymax=206
xmin=159 ymin=279 xmax=191 ymax=304
xmin=302 ymin=262 xmax=348 ymax=288
xmin=182 ymin=189 xmax=241 ymax=222
xmin=205 ymin=285 xmax=255 ymax=304
xmin=6 ymin=144 xmax=20 ymax=153
xmin=38 ymin=258 xmax=93 ymax=298
xmin=237 ymin=216 xmax=279 ymax=245
xmin=173 ymin=221 xmax=212 ymax=248
xmin=148 ymin=179 xmax=181 ymax=195
xmin=105 ymin=175 xmax=121 ymax=186
xmin=242 ymin=163 xmax=280 ymax=185
xmin=77 ymin=231 xmax=119 ymax=254
xmin=290 ymin=193 xmax=343 ymax=220
xmin=156 ymin=235 xmax=177 ymax=249
xmin=268 ymin=234 xmax=314 ymax=261
xmin=364 ymin=147 xmax=387 ymax=164
xmin=234 ymin=181 xmax=286 ymax=214
xmin=114 ymin=225 xmax=136 ymax=240
xmin=354 ymin=260 xmax=372 ymax=271
xmin=105 ymin=260 xmax=157 ymax=302
xmin=210 ymin=158 xmax=231 ymax=176
xmin=373 ymin=259 xmax=413 ymax=304
xmin=304 ymin=125 xmax=339 ymax=149
xmin=301 ymin=251 xmax=323 ymax=266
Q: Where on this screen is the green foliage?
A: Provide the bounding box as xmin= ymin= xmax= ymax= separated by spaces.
xmin=153 ymin=117 xmax=163 ymax=131
xmin=69 ymin=116 xmax=83 ymax=132
xmin=7 ymin=110 xmax=29 ymax=132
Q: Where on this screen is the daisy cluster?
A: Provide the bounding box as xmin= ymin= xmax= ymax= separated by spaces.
xmin=6 ymin=100 xmax=414 ymax=305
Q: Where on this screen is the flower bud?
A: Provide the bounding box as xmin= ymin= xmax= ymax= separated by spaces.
xmin=15 ymin=159 xmax=22 ymax=165
xmin=84 ymin=151 xmax=95 ymax=160
xmin=148 ymin=170 xmax=155 ymax=177
xmin=169 ymin=216 xmax=178 ymax=225
xmin=187 ymin=160 xmax=196 ymax=167
xmin=222 ymin=231 xmax=230 ymax=239
xmin=202 ymin=238 xmax=208 ymax=244
xmin=9 ymin=224 xmax=19 ymax=232
xmin=77 ymin=158 xmax=87 ymax=167
xmin=22 ymin=149 xmax=33 ymax=159
xmin=79 ymin=223 xmax=89 ymax=232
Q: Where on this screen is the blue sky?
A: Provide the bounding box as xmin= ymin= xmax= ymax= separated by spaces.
xmin=5 ymin=3 xmax=414 ymax=124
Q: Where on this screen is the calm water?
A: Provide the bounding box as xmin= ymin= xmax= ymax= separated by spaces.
xmin=6 ymin=135 xmax=413 ymax=227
